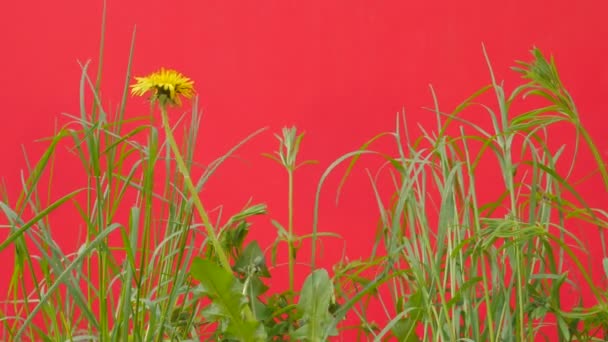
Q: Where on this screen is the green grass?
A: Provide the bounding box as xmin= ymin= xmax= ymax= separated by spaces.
xmin=319 ymin=46 xmax=608 ymax=341
xmin=1 ymin=5 xmax=607 ymax=341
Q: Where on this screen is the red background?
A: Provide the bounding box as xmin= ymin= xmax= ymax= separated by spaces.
xmin=2 ymin=0 xmax=608 ymax=337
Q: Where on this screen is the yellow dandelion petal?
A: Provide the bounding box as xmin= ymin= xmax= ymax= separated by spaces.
xmin=130 ymin=68 xmax=195 ymax=107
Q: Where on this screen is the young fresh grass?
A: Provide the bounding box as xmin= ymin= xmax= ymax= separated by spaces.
xmin=317 ymin=47 xmax=608 ymax=341
xmin=0 ymin=6 xmax=340 ymax=341
xmin=0 ymin=42 xmax=267 ymax=342
xmin=1 ymin=3 xmax=607 ymax=341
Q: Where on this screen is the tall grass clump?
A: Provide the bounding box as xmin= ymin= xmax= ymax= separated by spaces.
xmin=317 ymin=47 xmax=608 ymax=341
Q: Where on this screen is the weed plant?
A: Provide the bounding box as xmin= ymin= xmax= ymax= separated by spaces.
xmin=1 ymin=5 xmax=607 ymax=341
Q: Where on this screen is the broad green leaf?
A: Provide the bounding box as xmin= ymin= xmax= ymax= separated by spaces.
xmin=292 ymin=269 xmax=337 ymax=341
xmin=190 ymin=257 xmax=265 ymax=341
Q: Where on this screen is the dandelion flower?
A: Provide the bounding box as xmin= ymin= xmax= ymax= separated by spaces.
xmin=131 ymin=68 xmax=195 ymax=107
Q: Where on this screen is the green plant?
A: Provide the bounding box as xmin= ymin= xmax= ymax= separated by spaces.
xmin=0 ymin=6 xmax=343 ymax=341
xmin=0 ymin=37 xmax=268 ymax=342
xmin=189 ymin=126 xmax=343 ymax=341
xmin=2 ymin=3 xmax=607 ymax=341
xmin=315 ymin=47 xmax=608 ymax=341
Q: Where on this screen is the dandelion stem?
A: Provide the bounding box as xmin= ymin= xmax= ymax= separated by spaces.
xmin=159 ymin=105 xmax=231 ymax=272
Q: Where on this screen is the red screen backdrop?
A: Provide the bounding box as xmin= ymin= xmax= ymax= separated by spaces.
xmin=1 ymin=0 xmax=607 ymax=338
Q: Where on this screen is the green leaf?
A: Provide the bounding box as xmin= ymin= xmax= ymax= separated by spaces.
xmin=0 ymin=189 xmax=82 ymax=252
xmin=226 ymin=203 xmax=268 ymax=225
xmin=391 ymin=319 xmax=422 ymax=342
xmin=247 ymin=276 xmax=269 ymax=298
xmin=251 ymin=297 xmax=272 ymax=321
xmin=271 ymin=219 xmax=289 ymax=239
xmin=233 ymin=241 xmax=271 ymax=278
xmin=390 ymin=291 xmax=423 ymax=341
xmin=190 ymin=257 xmax=265 ymax=341
xmin=557 ymin=316 xmax=571 ymax=341
xmin=292 ymin=269 xmax=337 ymax=341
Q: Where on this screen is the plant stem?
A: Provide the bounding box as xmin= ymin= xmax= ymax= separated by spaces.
xmin=159 ymin=104 xmax=259 ymax=329
xmin=159 ymin=106 xmax=231 ymax=272
xmin=288 ymin=169 xmax=295 ymax=294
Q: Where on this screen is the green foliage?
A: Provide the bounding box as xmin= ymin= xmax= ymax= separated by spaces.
xmin=293 ymin=269 xmax=338 ymax=341
xmin=316 ymin=46 xmax=608 ymax=341
xmin=1 ymin=5 xmax=607 ymax=341
xmin=190 ymin=258 xmax=266 ymax=341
